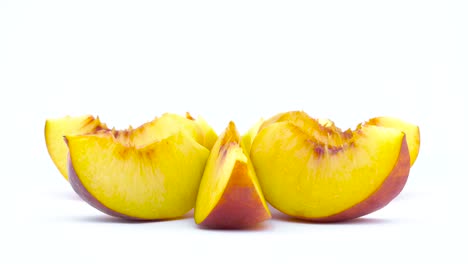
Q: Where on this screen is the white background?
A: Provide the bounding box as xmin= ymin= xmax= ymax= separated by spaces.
xmin=1 ymin=1 xmax=467 ymax=263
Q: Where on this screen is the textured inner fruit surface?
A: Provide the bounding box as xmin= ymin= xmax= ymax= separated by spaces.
xmin=252 ymin=116 xmax=406 ymax=218
xmin=366 ymin=117 xmax=420 ymax=166
xmin=82 ymin=113 xmax=217 ymax=150
xmin=45 ymin=113 xmax=216 ymax=182
xmin=45 ymin=115 xmax=106 ymax=180
xmin=261 ymin=111 xmax=352 ymax=146
xmin=195 ymin=122 xmax=268 ymax=224
xmin=110 ymin=113 xmax=206 ymax=149
xmin=67 ymin=133 xmax=209 ymax=219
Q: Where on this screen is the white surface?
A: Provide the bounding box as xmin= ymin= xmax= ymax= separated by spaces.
xmin=1 ymin=1 xmax=467 ymax=263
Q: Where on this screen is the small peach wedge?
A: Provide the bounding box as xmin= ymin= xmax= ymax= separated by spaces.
xmin=194 ymin=122 xmax=271 ymax=229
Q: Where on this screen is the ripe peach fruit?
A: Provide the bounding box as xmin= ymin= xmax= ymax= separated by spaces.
xmin=66 ymin=125 xmax=210 ymax=220
xmin=194 ymin=122 xmax=271 ymax=228
xmin=251 ymin=111 xmax=412 ymax=222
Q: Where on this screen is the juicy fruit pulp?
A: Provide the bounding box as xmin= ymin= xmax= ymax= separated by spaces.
xmin=195 ymin=122 xmax=270 ymax=228
xmin=60 ymin=113 xmax=218 ymax=220
xmin=251 ymin=111 xmax=411 ymax=221
xmin=365 ymin=116 xmax=420 ymax=166
xmin=67 ymin=131 xmax=210 ymax=220
xmin=45 ymin=113 xmax=217 ymax=181
xmin=45 ymin=115 xmax=107 ymax=180
xmin=83 ymin=113 xmax=217 ymax=150
xmin=45 ymin=111 xmax=419 ymax=224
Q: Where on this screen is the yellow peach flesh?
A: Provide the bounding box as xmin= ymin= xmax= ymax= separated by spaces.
xmin=45 ymin=115 xmax=107 ymax=180
xmin=251 ymin=111 xmax=410 ymax=219
xmin=45 ymin=113 xmax=217 ymax=182
xmin=194 ymin=122 xmax=270 ymax=227
xmin=67 ymin=132 xmax=209 ymax=219
xmin=241 ymin=118 xmax=264 ymax=155
xmin=366 ymin=116 xmax=420 ymax=166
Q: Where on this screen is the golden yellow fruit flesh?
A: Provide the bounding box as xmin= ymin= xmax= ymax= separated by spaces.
xmin=125 ymin=113 xmax=216 ymax=149
xmin=189 ymin=113 xmax=218 ymax=150
xmin=251 ymin=111 xmax=411 ymax=220
xmin=45 ymin=115 xmax=107 ymax=180
xmin=366 ymin=116 xmax=420 ymax=166
xmin=46 ymin=110 xmax=415 ymax=223
xmin=67 ymin=132 xmax=209 ymax=219
xmin=45 ymin=113 xmax=217 ymax=182
xmin=195 ymin=122 xmax=270 ymax=228
xmin=241 ymin=118 xmax=264 ymax=155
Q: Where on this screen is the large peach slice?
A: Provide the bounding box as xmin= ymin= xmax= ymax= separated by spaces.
xmin=251 ymin=111 xmax=411 ymax=222
xmin=365 ymin=117 xmax=420 ymax=166
xmin=194 ymin=122 xmax=271 ymax=229
xmin=45 ymin=115 xmax=107 ymax=180
xmin=45 ymin=113 xmax=217 ymax=181
xmin=66 ymin=127 xmax=210 ymax=220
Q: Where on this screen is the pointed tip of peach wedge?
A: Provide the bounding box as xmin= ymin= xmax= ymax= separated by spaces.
xmin=195 ymin=121 xmax=271 ymax=229
xmin=366 ymin=116 xmax=420 ymax=166
xmin=45 ymin=115 xmax=107 ymax=180
xmin=251 ymin=111 xmax=411 ymax=222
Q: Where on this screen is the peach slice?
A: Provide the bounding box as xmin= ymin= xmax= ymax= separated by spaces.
xmin=251 ymin=111 xmax=411 ymax=222
xmin=194 ymin=122 xmax=271 ymax=229
xmin=66 ymin=128 xmax=210 ymax=220
xmin=365 ymin=117 xmax=420 ymax=166
xmin=45 ymin=115 xmax=107 ymax=180
xmin=45 ymin=113 xmax=217 ymax=181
